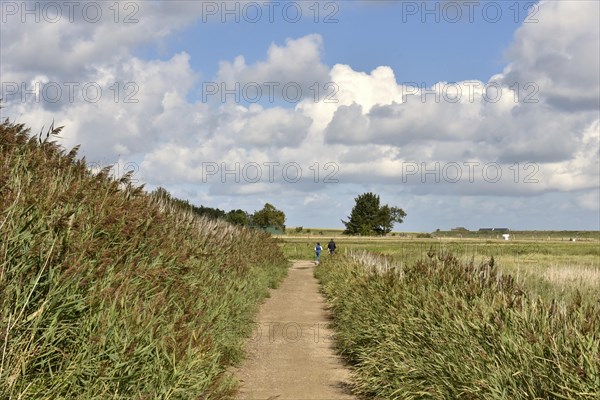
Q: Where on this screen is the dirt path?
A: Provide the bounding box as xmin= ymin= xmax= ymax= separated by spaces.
xmin=234 ymin=259 xmax=357 ymax=400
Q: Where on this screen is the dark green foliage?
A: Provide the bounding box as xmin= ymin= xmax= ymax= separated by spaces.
xmin=153 ymin=186 xmax=229 ymax=220
xmin=226 ymin=209 xmax=251 ymax=226
xmin=416 ymin=232 xmax=433 ymax=238
xmin=342 ymin=192 xmax=406 ymax=235
xmin=251 ymin=203 xmax=286 ymax=230
xmin=151 ymin=188 xmax=253 ymax=225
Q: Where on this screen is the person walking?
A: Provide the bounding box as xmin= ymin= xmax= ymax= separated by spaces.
xmin=327 ymin=239 xmax=336 ymax=255
xmin=315 ymin=242 xmax=323 ymax=264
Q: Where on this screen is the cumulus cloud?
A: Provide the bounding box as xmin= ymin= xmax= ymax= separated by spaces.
xmin=235 ymin=107 xmax=313 ymax=147
xmin=499 ymin=0 xmax=600 ymax=111
xmin=215 ymin=34 xmax=330 ymax=101
xmin=3 ymin=51 xmax=201 ymax=163
xmin=1 ymin=1 xmax=598 ymax=229
xmin=0 ymin=1 xmax=205 ymax=84
xmin=324 ymin=103 xmax=369 ymax=144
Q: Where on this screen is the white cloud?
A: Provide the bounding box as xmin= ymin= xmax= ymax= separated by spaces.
xmin=0 ymin=2 xmax=205 ymax=82
xmin=216 ymin=34 xmax=330 ymax=101
xmin=1 ymin=1 xmax=598 ymax=229
xmin=499 ymin=0 xmax=600 ymax=111
xmin=542 ymin=119 xmax=600 ymax=192
xmin=323 ymin=103 xmax=369 ymax=144
xmin=235 ymin=106 xmax=313 ymax=147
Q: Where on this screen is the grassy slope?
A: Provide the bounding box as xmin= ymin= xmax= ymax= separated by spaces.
xmin=0 ymin=120 xmax=289 ymax=399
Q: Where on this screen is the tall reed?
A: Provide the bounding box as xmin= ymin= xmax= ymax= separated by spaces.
xmin=316 ymin=250 xmax=599 ymax=399
xmin=0 ymin=119 xmax=289 ymax=398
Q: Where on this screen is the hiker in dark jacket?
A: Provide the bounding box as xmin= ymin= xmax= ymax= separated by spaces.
xmin=327 ymin=239 xmax=336 ymax=255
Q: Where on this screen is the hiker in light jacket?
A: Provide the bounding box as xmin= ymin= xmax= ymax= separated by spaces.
xmin=315 ymin=243 xmax=322 ymax=264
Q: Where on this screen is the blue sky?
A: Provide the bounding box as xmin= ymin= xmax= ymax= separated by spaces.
xmin=161 ymin=1 xmax=527 ymax=85
xmin=1 ymin=1 xmax=599 ymax=231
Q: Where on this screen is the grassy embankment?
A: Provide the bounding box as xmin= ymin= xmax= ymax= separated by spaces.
xmin=0 ymin=120 xmax=289 ymax=398
xmin=316 ymin=251 xmax=599 ymax=399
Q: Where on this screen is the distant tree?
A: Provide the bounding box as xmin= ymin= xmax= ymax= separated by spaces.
xmin=375 ymin=204 xmax=407 ymax=235
xmin=342 ymin=192 xmax=406 ymax=236
xmin=151 ymin=187 xmax=226 ymax=220
xmin=226 ymin=209 xmax=250 ymax=226
xmin=193 ymin=205 xmax=227 ymax=220
xmin=251 ymin=203 xmax=286 ymax=230
xmin=342 ymin=192 xmax=380 ymax=235
xmin=151 ymin=187 xmax=261 ymax=227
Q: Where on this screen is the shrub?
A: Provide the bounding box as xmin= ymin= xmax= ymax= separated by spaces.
xmin=416 ymin=232 xmax=433 ymax=238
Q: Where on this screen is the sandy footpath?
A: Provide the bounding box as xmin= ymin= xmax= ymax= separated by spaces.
xmin=233 ymin=259 xmax=357 ymax=400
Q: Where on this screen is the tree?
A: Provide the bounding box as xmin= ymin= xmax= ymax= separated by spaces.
xmin=342 ymin=192 xmax=406 ymax=236
xmin=226 ymin=209 xmax=250 ymax=226
xmin=342 ymin=192 xmax=380 ymax=235
xmin=251 ymin=203 xmax=286 ymax=230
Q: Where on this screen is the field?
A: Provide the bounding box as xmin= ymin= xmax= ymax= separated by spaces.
xmin=280 ymin=232 xmax=600 ymax=303
xmin=305 ymin=233 xmax=600 ymax=399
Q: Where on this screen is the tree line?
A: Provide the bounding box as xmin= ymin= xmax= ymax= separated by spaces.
xmin=152 ymin=187 xmax=285 ymax=230
xmin=155 ymin=188 xmax=405 ymax=236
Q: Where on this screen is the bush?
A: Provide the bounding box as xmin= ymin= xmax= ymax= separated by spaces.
xmin=416 ymin=232 xmax=433 ymax=238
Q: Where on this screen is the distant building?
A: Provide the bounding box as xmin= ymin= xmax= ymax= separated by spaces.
xmin=451 ymin=227 xmax=469 ymax=231
xmin=478 ymin=228 xmax=510 ymax=232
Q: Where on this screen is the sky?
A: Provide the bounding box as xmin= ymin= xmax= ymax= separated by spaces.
xmin=1 ymin=0 xmax=599 ymax=231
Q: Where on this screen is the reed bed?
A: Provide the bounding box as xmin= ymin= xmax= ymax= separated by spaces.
xmin=0 ymin=119 xmax=289 ymax=399
xmin=316 ymin=250 xmax=599 ymax=399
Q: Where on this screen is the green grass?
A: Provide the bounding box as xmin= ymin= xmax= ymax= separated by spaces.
xmin=316 ymin=251 xmax=600 ymax=399
xmin=281 ymin=235 xmax=600 ymax=302
xmin=0 ymin=120 xmax=289 ymax=398
xmin=284 ymin=228 xmax=599 ymax=241
xmin=291 ymin=232 xmax=599 ymax=397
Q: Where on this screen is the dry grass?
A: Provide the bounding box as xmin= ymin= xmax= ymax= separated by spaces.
xmin=540 ymin=265 xmax=600 ymax=287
